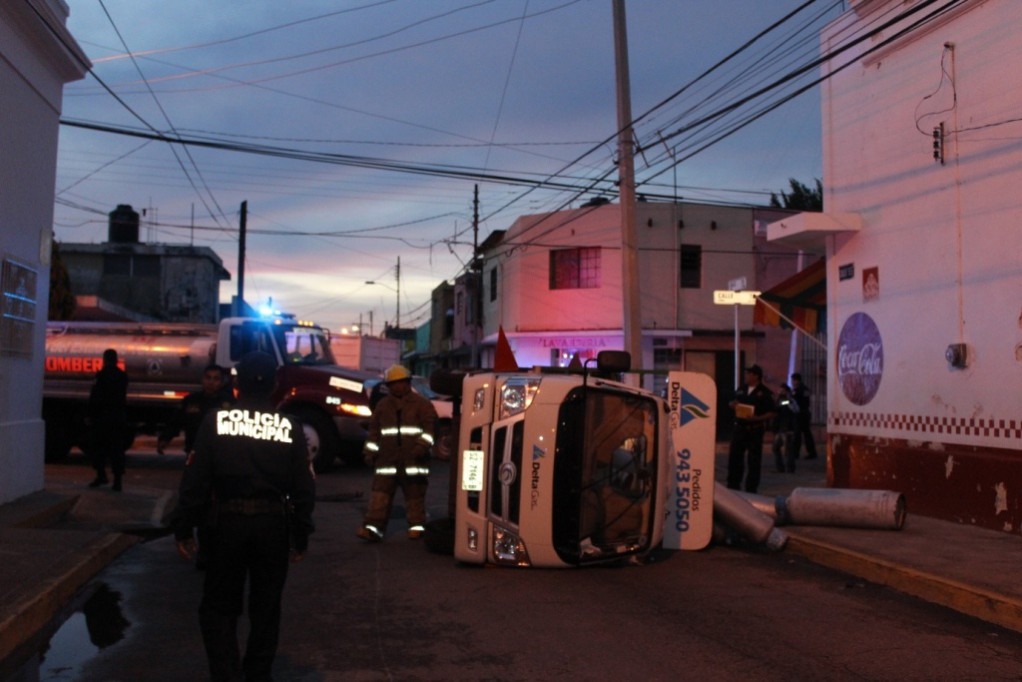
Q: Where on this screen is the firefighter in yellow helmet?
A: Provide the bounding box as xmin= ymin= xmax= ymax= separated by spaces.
xmin=357 ymin=364 xmax=438 ymax=541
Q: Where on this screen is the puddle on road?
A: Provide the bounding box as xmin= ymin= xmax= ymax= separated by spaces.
xmin=4 ymin=583 xmax=130 ymax=681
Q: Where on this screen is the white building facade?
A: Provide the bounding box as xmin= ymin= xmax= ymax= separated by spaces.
xmin=0 ymin=1 xmax=88 ymax=503
xmin=770 ymin=0 xmax=1022 ymax=531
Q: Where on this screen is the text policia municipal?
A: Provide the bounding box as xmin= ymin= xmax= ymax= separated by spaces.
xmin=216 ymin=410 xmax=294 ymax=443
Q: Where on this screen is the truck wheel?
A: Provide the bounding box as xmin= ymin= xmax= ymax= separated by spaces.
xmin=43 ymin=402 xmax=81 ymax=462
xmin=45 ymin=419 xmax=74 ymax=462
xmin=338 ymin=438 xmax=366 ymax=467
xmin=423 ymin=517 xmax=455 ymax=555
xmin=432 ymin=420 xmax=453 ymax=461
xmin=291 ymin=409 xmax=340 ymax=474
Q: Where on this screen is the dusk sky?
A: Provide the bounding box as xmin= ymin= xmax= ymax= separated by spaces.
xmin=55 ymin=1 xmax=843 ymax=332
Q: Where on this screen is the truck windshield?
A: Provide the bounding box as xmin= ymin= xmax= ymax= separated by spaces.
xmin=274 ymin=325 xmax=336 ymax=365
xmin=553 ymin=386 xmax=659 ymax=564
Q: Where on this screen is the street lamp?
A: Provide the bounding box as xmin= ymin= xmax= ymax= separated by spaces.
xmin=342 ymin=311 xmax=375 ymax=336
xmin=366 ymin=256 xmax=400 ymax=329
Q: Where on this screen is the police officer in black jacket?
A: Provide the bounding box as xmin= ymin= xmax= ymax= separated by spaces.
xmin=726 ymin=364 xmax=776 ymax=494
xmin=161 ymin=364 xmax=236 ymax=570
xmin=86 ymin=348 xmax=130 ymax=490
xmin=157 ymin=363 xmax=235 ymax=456
xmin=790 ymin=372 xmax=819 ymax=460
xmin=173 ymin=351 xmax=314 ymax=682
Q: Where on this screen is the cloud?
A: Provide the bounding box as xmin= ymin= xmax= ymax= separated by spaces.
xmin=58 ymin=0 xmax=834 ymax=330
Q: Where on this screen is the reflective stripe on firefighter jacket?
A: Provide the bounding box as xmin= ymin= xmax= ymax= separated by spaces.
xmin=363 ymin=389 xmax=437 ymax=476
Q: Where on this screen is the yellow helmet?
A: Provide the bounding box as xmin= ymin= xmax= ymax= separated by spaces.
xmin=384 ymin=364 xmax=412 ymax=383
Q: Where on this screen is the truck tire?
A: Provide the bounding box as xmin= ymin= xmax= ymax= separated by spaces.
xmin=338 ymin=438 xmax=366 ymax=467
xmin=423 ymin=517 xmax=455 ymax=555
xmin=43 ymin=401 xmax=82 ymax=462
xmin=432 ymin=419 xmax=453 ymax=461
xmin=45 ymin=418 xmax=75 ymax=462
xmin=291 ymin=409 xmax=340 ymax=474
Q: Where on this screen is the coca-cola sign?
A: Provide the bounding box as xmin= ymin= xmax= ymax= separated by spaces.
xmin=837 ymin=312 xmax=883 ymax=405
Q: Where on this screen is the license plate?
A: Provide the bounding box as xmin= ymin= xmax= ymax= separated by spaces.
xmin=462 ymin=449 xmax=484 ymax=491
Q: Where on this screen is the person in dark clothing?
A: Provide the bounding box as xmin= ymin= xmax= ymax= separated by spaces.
xmin=726 ymin=365 xmax=776 ymax=494
xmin=160 ymin=363 xmax=235 ymax=570
xmin=86 ymin=348 xmax=130 ymax=491
xmin=790 ymin=372 xmax=819 ymax=460
xmin=157 ymin=364 xmax=234 ymax=456
xmin=368 ymin=379 xmax=387 ymax=412
xmin=173 ymin=351 xmax=315 ymax=682
xmin=772 ymin=384 xmax=798 ymax=473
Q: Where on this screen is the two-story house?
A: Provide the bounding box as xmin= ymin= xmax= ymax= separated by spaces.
xmin=465 ymin=199 xmax=812 ymax=430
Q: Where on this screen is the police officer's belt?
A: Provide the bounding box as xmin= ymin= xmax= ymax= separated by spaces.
xmin=220 ymin=498 xmax=284 ymax=515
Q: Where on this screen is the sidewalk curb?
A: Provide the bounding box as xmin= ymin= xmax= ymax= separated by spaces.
xmin=786 ymin=534 xmax=1022 ymax=634
xmin=0 ymin=532 xmax=139 ymax=664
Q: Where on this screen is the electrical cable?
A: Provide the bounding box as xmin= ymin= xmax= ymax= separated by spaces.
xmin=98 ymin=1 xmax=232 ymax=230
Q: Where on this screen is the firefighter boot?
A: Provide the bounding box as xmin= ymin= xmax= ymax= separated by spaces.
xmin=356 ymin=526 xmax=383 ymax=542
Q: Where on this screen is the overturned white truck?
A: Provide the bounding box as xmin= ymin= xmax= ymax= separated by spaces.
xmin=434 ymin=352 xmax=718 ymax=568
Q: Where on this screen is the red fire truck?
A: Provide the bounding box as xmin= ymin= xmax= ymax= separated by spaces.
xmin=43 ymin=313 xmax=373 ymax=472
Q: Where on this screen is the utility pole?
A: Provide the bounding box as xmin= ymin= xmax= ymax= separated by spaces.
xmin=395 ymin=256 xmax=401 ymax=330
xmin=613 ymin=0 xmax=642 ymax=384
xmin=235 ymin=200 xmax=247 ymax=317
xmin=471 ymin=184 xmax=481 ymax=368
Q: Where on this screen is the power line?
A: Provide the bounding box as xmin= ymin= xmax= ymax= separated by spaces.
xmin=77 ymin=0 xmax=584 ymax=93
xmin=58 ymin=118 xmax=623 ymax=195
xmin=98 ymin=1 xmax=232 ymax=229
xmin=91 ymin=0 xmax=401 ymax=64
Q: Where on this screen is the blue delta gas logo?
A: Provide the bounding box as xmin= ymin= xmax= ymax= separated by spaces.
xmin=679 ymin=389 xmax=711 ymax=427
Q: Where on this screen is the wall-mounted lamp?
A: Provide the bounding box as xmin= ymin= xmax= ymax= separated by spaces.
xmin=710 ymin=220 xmax=718 ymax=230
xmin=678 ymin=219 xmax=684 ymax=229
xmin=647 ymin=218 xmax=654 ymax=227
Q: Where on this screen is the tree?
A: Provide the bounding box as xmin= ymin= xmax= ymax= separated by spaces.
xmin=770 ymin=178 xmax=823 ymax=211
xmin=49 ymin=240 xmax=76 ymax=320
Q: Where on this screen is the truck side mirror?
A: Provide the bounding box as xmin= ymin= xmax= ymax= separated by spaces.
xmin=430 ymin=369 xmax=467 ymax=399
xmin=596 ymin=351 xmax=631 ymax=373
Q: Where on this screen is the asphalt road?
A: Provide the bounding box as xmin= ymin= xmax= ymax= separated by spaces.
xmin=33 ymin=443 xmax=1022 ymax=681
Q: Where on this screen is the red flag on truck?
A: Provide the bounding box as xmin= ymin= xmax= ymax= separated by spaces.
xmin=494 ymin=326 xmax=518 ymax=372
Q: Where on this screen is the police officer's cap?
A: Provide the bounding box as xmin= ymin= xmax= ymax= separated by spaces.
xmin=237 ymin=351 xmax=277 ymax=395
xmin=745 ymin=364 xmax=763 ymax=378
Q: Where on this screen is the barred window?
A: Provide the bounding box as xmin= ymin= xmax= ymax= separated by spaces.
xmin=550 ymin=247 xmax=601 ymax=290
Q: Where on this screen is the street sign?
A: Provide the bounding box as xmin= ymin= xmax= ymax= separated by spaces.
xmin=713 ymin=290 xmax=760 ymax=305
xmin=727 ymin=276 xmax=747 ymax=291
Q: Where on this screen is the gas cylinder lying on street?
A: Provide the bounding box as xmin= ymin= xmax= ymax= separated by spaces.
xmin=735 ymin=487 xmax=907 ymax=530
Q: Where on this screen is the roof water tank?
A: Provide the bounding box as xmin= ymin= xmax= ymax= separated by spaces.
xmin=108 ymin=204 xmax=140 ymax=243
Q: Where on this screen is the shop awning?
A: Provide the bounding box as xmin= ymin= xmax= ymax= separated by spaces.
xmin=754 ymin=259 xmax=826 ymax=336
